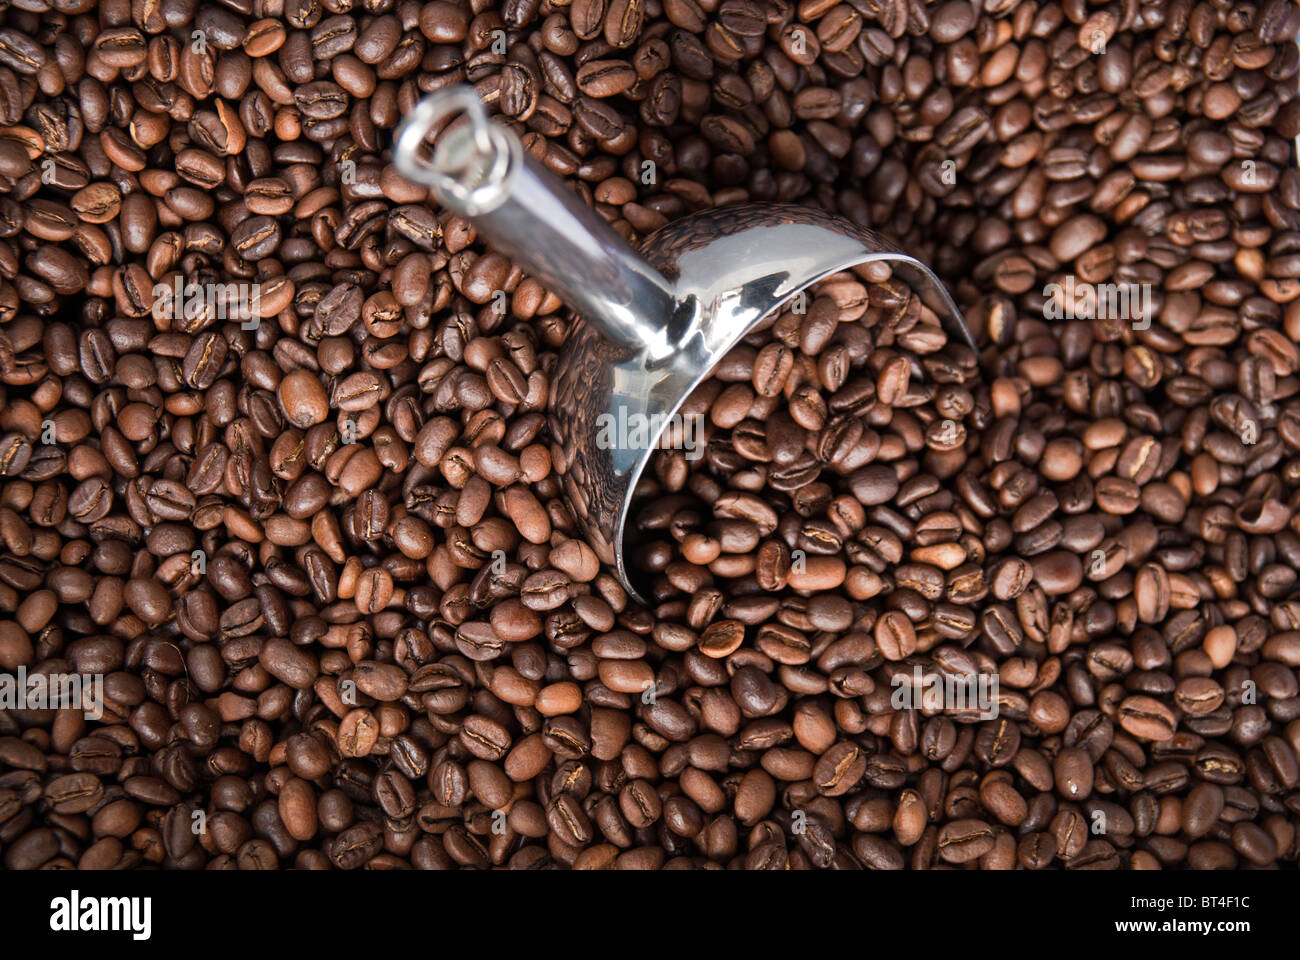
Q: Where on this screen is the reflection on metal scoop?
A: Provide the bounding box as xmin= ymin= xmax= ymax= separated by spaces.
xmin=395 ymin=86 xmax=977 ymax=604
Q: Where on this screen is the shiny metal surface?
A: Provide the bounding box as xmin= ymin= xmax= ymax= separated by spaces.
xmin=394 ymin=90 xmax=679 ymax=355
xmin=392 ymin=87 xmax=508 ymax=215
xmin=395 ymin=87 xmax=976 ymax=604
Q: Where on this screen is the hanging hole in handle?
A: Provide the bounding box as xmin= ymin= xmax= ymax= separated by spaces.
xmin=393 ymin=87 xmax=514 ymax=214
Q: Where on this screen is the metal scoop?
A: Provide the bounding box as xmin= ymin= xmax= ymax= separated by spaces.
xmin=394 ymin=87 xmax=976 ymax=604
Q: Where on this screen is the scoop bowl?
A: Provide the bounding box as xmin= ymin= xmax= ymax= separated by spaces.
xmin=394 ymin=87 xmax=976 ymax=603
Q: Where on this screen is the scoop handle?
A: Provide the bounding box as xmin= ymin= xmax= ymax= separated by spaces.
xmin=393 ymin=87 xmax=678 ymax=354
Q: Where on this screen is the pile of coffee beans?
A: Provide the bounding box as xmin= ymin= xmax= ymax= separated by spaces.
xmin=0 ymin=0 xmax=1299 ymax=870
xmin=632 ymin=270 xmax=980 ymax=607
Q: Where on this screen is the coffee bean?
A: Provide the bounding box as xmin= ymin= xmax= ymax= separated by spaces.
xmin=1118 ymin=696 xmax=1178 ymax=742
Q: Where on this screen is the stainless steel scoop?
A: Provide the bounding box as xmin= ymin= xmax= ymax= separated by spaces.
xmin=394 ymin=86 xmax=976 ymax=604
